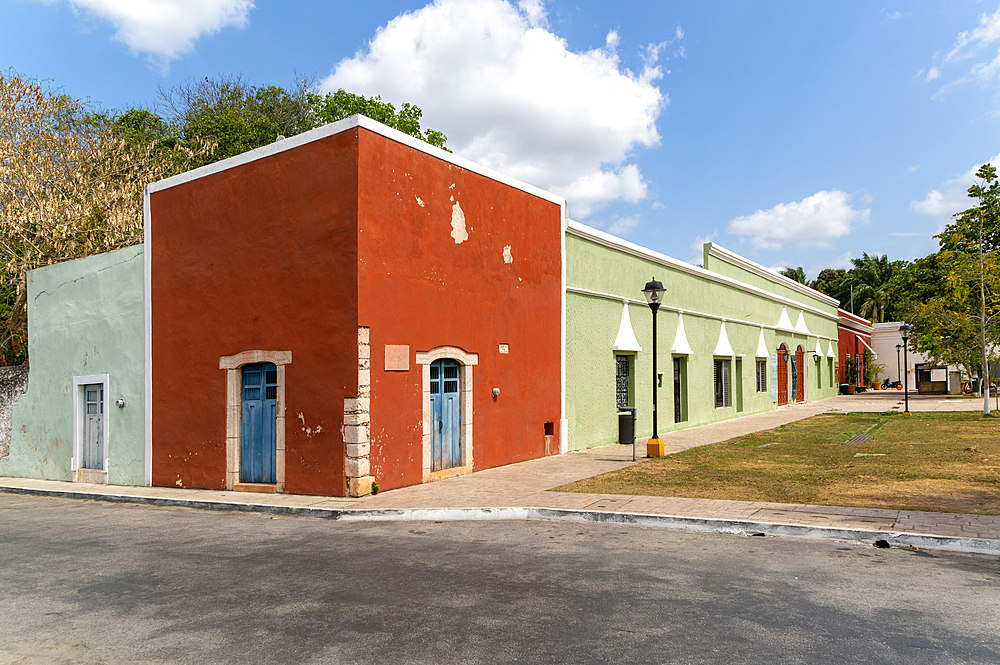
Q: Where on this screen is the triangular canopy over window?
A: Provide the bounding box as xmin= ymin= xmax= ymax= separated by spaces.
xmin=776 ymin=307 xmax=795 ymax=332
xmin=812 ymin=336 xmax=824 ymax=356
xmin=794 ymin=312 xmax=811 ymax=335
xmin=612 ymin=301 xmax=642 ymax=352
xmin=755 ymin=327 xmax=769 ymax=358
xmin=671 ymin=312 xmax=693 ymax=355
xmin=714 ymin=321 xmax=735 ymax=357
xmin=827 ymin=340 xmax=837 ymax=358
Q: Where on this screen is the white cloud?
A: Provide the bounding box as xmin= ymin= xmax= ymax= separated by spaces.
xmin=929 ymin=5 xmax=1000 ymax=92
xmin=606 ymin=215 xmax=641 ymax=236
xmin=910 ymin=154 xmax=1000 ymax=218
xmin=319 ymin=0 xmax=672 ymax=219
xmin=43 ymin=0 xmax=253 ymax=73
xmin=726 ymin=190 xmax=869 ymax=251
xmin=688 ymin=231 xmax=716 ymax=265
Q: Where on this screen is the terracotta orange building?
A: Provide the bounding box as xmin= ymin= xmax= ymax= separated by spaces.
xmin=837 ymin=309 xmax=874 ymax=388
xmin=144 ymin=116 xmax=565 ymax=497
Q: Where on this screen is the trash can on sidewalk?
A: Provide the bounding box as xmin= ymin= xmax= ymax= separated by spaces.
xmin=618 ymin=407 xmax=636 ymax=445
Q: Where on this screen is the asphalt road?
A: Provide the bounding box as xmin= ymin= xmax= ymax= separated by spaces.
xmin=0 ymin=494 xmax=998 ymax=665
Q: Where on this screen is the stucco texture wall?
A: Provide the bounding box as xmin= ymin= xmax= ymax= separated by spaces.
xmin=565 ymin=232 xmax=839 ymax=451
xmin=0 ymin=246 xmax=145 ymax=483
xmin=357 ymin=131 xmax=563 ymax=491
xmin=148 ymin=129 xmax=360 ymax=495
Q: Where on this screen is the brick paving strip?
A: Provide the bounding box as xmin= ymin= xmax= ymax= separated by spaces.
xmin=2 ymin=394 xmax=997 ymax=555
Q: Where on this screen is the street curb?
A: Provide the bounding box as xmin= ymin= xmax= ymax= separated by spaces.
xmin=2 ymin=484 xmax=998 ymax=556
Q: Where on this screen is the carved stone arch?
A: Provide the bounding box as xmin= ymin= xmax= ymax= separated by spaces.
xmin=415 ymin=346 xmax=478 ymax=482
xmin=219 ymin=350 xmax=292 ymax=491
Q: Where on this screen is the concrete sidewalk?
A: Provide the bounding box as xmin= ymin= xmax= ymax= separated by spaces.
xmin=2 ymin=394 xmax=997 ymax=555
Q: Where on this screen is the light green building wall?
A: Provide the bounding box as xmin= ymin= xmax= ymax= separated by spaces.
xmin=0 ymin=245 xmax=146 ymax=484
xmin=565 ymin=225 xmax=839 ymax=451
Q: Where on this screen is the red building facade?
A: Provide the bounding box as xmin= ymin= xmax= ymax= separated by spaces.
xmin=145 ymin=117 xmax=565 ymax=497
xmin=837 ymin=309 xmax=874 ymax=387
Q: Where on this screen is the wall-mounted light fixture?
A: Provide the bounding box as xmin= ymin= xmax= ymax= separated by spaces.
xmin=115 ymin=398 xmax=126 ymax=409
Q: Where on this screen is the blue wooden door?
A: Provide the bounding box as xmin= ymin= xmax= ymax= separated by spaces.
xmin=241 ymin=363 xmax=277 ymax=483
xmin=430 ymin=359 xmax=461 ymax=471
xmin=82 ymin=384 xmax=103 ymax=470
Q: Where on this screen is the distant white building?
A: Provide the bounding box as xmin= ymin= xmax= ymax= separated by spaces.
xmin=871 ymin=322 xmax=961 ymax=394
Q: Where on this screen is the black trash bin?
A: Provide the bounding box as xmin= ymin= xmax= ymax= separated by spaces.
xmin=618 ymin=407 xmax=636 ymax=445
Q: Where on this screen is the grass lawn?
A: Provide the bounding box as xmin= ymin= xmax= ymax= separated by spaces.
xmin=556 ymin=412 xmax=1000 ymax=515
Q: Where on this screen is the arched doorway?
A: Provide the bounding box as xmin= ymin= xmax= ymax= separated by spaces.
xmin=795 ymin=345 xmax=805 ymax=402
xmin=416 ymin=346 xmax=479 ymax=482
xmin=777 ymin=344 xmax=789 ymax=406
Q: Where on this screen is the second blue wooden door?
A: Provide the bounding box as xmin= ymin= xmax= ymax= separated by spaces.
xmin=241 ymin=363 xmax=277 ymax=484
xmin=430 ymin=359 xmax=461 ymax=471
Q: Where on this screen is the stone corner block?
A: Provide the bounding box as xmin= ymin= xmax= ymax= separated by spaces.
xmin=347 ymin=475 xmax=375 ymax=498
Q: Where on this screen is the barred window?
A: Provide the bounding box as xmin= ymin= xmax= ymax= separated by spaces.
xmin=714 ymin=359 xmax=730 ymax=408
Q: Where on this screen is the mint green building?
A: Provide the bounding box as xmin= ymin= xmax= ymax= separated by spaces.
xmin=564 ymin=222 xmax=840 ymax=451
xmin=0 ymin=246 xmax=147 ymax=485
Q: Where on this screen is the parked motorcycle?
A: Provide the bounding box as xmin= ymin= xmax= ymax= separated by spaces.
xmin=881 ymin=379 xmax=903 ymax=390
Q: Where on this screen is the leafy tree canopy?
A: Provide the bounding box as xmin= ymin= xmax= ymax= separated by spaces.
xmin=779 ymin=266 xmax=806 ymax=283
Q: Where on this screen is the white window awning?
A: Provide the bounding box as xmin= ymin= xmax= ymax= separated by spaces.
xmin=858 ymin=336 xmax=877 ymax=358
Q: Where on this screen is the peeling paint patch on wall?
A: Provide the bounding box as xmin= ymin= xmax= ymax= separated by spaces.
xmin=503 ymin=245 xmax=513 ymax=264
xmin=415 ymin=196 xmax=425 ymax=207
xmin=451 ymin=202 xmax=468 ymax=244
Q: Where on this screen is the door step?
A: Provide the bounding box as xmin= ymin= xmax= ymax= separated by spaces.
xmin=232 ymin=482 xmax=277 ymax=494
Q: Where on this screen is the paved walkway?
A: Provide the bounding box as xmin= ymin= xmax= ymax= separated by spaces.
xmin=2 ymin=394 xmax=997 ymax=554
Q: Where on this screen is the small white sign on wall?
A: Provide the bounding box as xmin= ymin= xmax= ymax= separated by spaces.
xmin=499 ymin=344 xmax=509 ymax=354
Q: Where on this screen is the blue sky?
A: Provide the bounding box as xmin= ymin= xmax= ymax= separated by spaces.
xmin=3 ymin=0 xmax=999 ymax=277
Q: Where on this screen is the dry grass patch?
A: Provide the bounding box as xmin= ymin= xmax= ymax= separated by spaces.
xmin=556 ymin=413 xmax=1000 ymax=514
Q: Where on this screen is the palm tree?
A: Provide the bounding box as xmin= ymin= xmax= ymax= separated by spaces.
xmin=842 ymin=253 xmax=893 ymax=322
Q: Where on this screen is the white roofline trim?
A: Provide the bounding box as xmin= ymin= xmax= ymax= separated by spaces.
xmin=706 ymin=242 xmax=841 ymax=307
xmin=566 ymin=286 xmax=837 ymax=341
xmin=566 ymin=222 xmax=838 ymax=321
xmin=146 ymin=115 xmax=566 ymax=207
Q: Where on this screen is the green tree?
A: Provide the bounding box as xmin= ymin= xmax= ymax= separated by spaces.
xmin=809 ymin=268 xmax=848 ymax=303
xmin=779 ymin=266 xmax=806 ymax=284
xmin=0 ymin=73 xmax=205 ymax=365
xmin=158 ymin=75 xmax=449 ymax=166
xmin=841 ymin=253 xmax=894 ymax=323
xmin=897 ymin=164 xmax=1000 ymax=412
xmin=159 ymin=75 xmax=314 ymax=166
xmin=307 ymin=88 xmax=449 ymax=150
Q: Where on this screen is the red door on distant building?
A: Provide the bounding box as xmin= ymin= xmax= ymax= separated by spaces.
xmin=795 ymin=346 xmax=805 ymax=402
xmin=777 ymin=345 xmax=789 ymax=406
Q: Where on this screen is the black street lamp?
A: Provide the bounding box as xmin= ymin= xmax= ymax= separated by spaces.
xmin=895 ymin=344 xmax=902 ymax=384
xmin=642 ymin=278 xmax=666 ymax=459
xmin=899 ymin=325 xmax=912 ymax=414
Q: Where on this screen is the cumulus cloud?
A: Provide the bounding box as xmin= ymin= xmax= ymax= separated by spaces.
xmin=605 ymin=215 xmax=641 ymax=237
xmin=910 ymin=154 xmax=1000 ymax=219
xmin=41 ymin=0 xmax=253 ymax=72
xmin=928 ymin=5 xmax=1000 ymax=93
xmin=726 ymin=190 xmax=869 ymax=251
xmin=688 ymin=231 xmax=717 ymax=265
xmin=320 ymin=0 xmax=672 ymax=218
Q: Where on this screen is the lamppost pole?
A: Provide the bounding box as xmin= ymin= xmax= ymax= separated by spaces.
xmin=642 ymin=278 xmax=666 ymax=458
xmin=899 ymin=325 xmax=912 ymax=415
xmin=896 ymin=344 xmax=903 ymax=383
